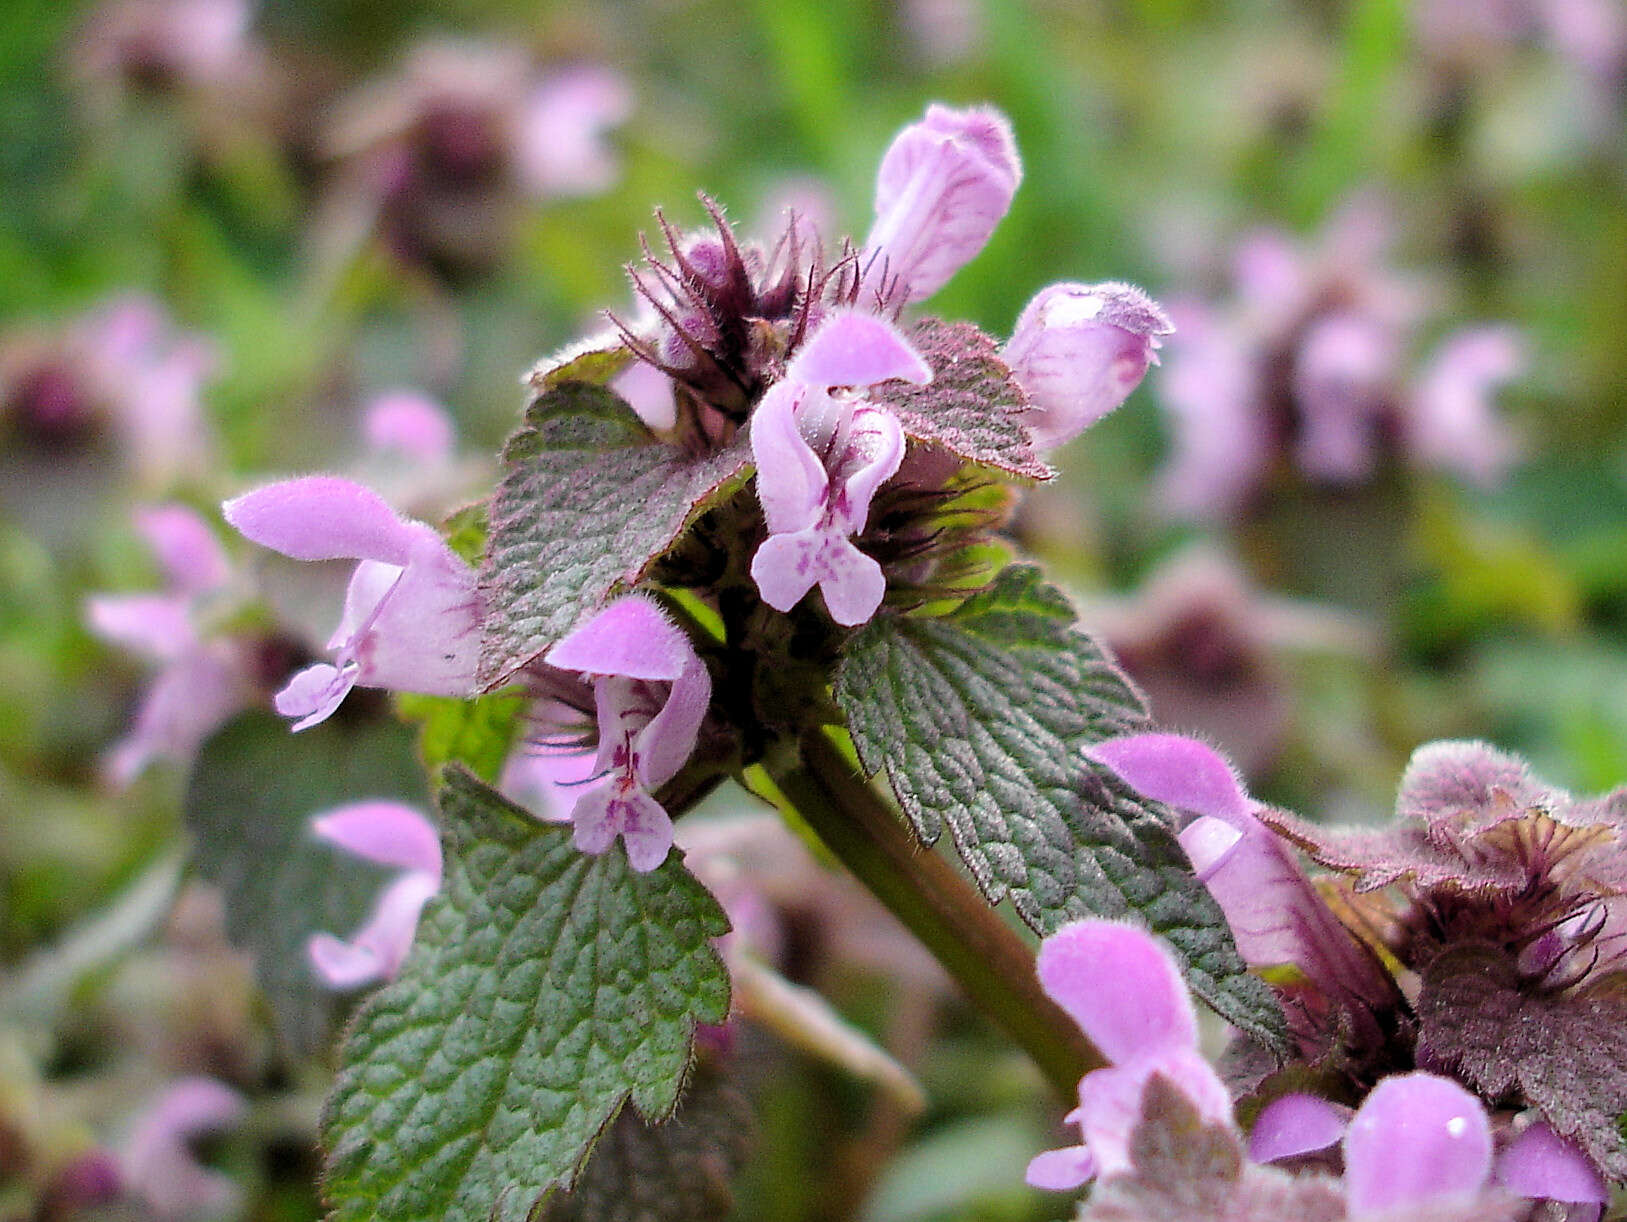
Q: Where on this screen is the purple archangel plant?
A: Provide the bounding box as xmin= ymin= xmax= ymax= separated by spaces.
xmin=134 ymin=98 xmax=1623 ymax=1222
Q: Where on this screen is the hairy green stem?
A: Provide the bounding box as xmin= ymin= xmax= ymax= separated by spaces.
xmin=767 ymin=726 xmax=1104 ymax=1101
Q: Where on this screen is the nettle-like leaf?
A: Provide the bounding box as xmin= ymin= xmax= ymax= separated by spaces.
xmin=1417 ymin=944 xmax=1627 ymax=1179
xmin=394 ymin=689 xmax=529 ymax=785
xmin=525 ymin=333 xmax=637 ymax=394
xmin=480 ymin=382 xmax=751 ymax=686
xmin=539 ymin=1063 xmax=753 ymax=1222
xmin=1078 ymin=1077 xmax=1347 ymax=1222
xmin=321 ymin=768 xmax=731 ymax=1222
xmin=184 ymin=708 xmax=429 ymax=1053
xmin=834 ymin=565 xmax=1287 ymax=1052
xmin=869 ymin=318 xmax=1052 ymax=483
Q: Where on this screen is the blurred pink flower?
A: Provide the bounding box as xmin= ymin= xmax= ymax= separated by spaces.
xmin=307 ymin=800 xmax=442 ymax=989
xmin=119 ymin=1077 xmax=245 ymax=1220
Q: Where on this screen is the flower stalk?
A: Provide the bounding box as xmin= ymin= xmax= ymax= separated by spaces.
xmin=765 ymin=724 xmax=1104 ymax=1100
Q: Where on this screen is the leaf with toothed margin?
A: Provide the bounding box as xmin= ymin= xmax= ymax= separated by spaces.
xmin=184 ymin=709 xmax=428 ymax=1055
xmin=834 ymin=565 xmax=1288 ymax=1054
xmin=1417 ymin=943 xmax=1627 ymax=1179
xmin=868 ymin=318 xmax=1053 ymax=483
xmin=525 ymin=334 xmax=637 ymax=395
xmin=320 ymin=768 xmax=731 ymax=1222
xmin=480 ymin=382 xmax=750 ymax=687
xmin=539 ymin=1063 xmax=753 ymax=1222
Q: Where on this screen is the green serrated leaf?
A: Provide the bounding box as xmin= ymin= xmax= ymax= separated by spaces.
xmin=870 ymin=318 xmax=1052 ymax=483
xmin=394 ymin=690 xmax=529 ymax=784
xmin=834 ymin=565 xmax=1287 ymax=1052
xmin=525 ymin=336 xmax=636 ymax=395
xmin=538 ymin=1063 xmax=753 ymax=1222
xmin=321 ymin=769 xmax=731 ymax=1222
xmin=480 ymin=382 xmax=750 ymax=687
xmin=184 ymin=709 xmax=429 ymax=1053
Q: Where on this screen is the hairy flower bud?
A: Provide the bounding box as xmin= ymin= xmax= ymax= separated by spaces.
xmin=860 ymin=103 xmax=1021 ymax=309
xmin=1003 ymin=281 xmax=1172 ymax=449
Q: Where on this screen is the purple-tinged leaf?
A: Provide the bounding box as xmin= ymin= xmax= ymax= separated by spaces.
xmin=479 ymin=382 xmax=750 ymax=687
xmin=868 ymin=318 xmax=1053 ymax=483
xmin=1416 ymin=943 xmax=1627 ymax=1179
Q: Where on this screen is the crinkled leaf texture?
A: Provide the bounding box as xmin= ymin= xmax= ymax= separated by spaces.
xmin=1417 ymin=944 xmax=1627 ymax=1179
xmin=184 ymin=709 xmax=428 ymax=1053
xmin=1079 ymin=1077 xmax=1346 ymax=1222
xmin=480 ymin=382 xmax=750 ymax=686
xmin=321 ymin=768 xmax=731 ymax=1222
xmin=869 ymin=318 xmax=1052 ymax=483
xmin=539 ymin=1064 xmax=753 ymax=1222
xmin=835 ymin=566 xmax=1287 ymax=1053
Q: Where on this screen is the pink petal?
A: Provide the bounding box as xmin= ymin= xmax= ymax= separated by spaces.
xmin=751 ymin=529 xmax=887 ymax=626
xmin=1035 ymin=920 xmax=1196 ymax=1064
xmin=1406 ymin=326 xmax=1523 ymax=487
xmin=834 ymin=403 xmax=907 ymax=535
xmin=611 ymin=360 xmax=677 ymax=432
xmin=222 ymin=476 xmax=419 ymax=566
xmin=1074 ymin=1050 xmax=1232 ymax=1178
xmin=274 ymin=662 xmax=358 ymax=732
xmin=1343 ymin=1073 xmax=1493 ymax=1217
xmin=862 ymin=103 xmax=1021 ymax=307
xmin=750 ymin=530 xmax=824 ymax=615
xmin=1494 ymin=1121 xmax=1608 ymax=1206
xmin=569 ymin=781 xmax=674 ymax=871
xmin=786 ymin=310 xmax=932 ymax=389
xmin=545 ymin=594 xmax=699 ymax=683
xmin=749 ymin=381 xmax=828 ymax=535
xmin=349 ymin=535 xmax=480 ymax=697
xmin=311 ymin=801 xmax=441 ymax=878
xmin=120 ymin=1077 xmax=244 ymax=1220
xmin=1249 ymin=1093 xmax=1351 ymax=1163
xmin=85 ymin=594 xmax=196 ymax=662
xmin=1025 ymin=1144 xmax=1097 ymax=1191
xmin=363 ymin=390 xmax=455 ymax=464
xmin=104 ymin=647 xmax=247 ymax=785
xmin=134 ymin=504 xmax=230 ymax=595
xmin=635 ymin=653 xmax=712 ymax=791
xmin=309 ymin=869 xmax=438 ymax=988
xmin=500 ymin=736 xmax=599 ymax=823
xmin=1085 ymin=733 xmax=1251 ymax=822
xmin=308 ymin=931 xmax=387 ymax=990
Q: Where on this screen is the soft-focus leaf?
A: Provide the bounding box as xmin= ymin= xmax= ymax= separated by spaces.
xmin=321 ymin=768 xmax=731 ymax=1222
xmin=184 ymin=709 xmax=429 ymax=1053
xmin=540 ymin=1063 xmax=753 ymax=1222
xmin=394 ymin=690 xmax=528 ymax=785
xmin=835 ymin=565 xmax=1286 ymax=1051
xmin=479 ymin=383 xmax=750 ymax=687
xmin=869 ymin=318 xmax=1052 ymax=483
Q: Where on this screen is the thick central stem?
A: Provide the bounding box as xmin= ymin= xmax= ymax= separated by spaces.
xmin=766 ymin=726 xmax=1103 ymax=1101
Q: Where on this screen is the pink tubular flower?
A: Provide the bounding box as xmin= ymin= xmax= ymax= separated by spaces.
xmin=543 ymin=595 xmax=711 ymax=872
xmin=1085 ymin=733 xmax=1398 ymax=1050
xmin=119 ymin=1077 xmax=245 ymax=1220
xmin=512 ymin=64 xmax=633 ymax=199
xmin=1405 ymin=326 xmax=1524 ymax=487
xmin=1025 ymin=920 xmax=1233 ymax=1191
xmin=1495 ymin=1120 xmax=1609 ymax=1219
xmin=1342 ymin=1074 xmax=1495 ymax=1218
xmin=1003 ymin=281 xmax=1173 ymax=449
xmin=362 ymin=389 xmax=455 ymax=465
xmin=222 ymin=476 xmax=481 ymax=731
xmin=84 ymin=504 xmax=250 ymax=784
xmin=860 ymin=103 xmax=1021 ymax=309
xmin=307 ymin=800 xmax=442 ymax=988
xmin=749 ymin=310 xmax=931 ymax=626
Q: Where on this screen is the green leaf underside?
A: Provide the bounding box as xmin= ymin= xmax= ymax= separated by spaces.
xmin=1417 ymin=943 xmax=1627 ymax=1178
xmin=870 ymin=318 xmax=1052 ymax=484
xmin=539 ymin=1064 xmax=753 ymax=1222
xmin=394 ymin=689 xmax=529 ymax=785
xmin=321 ymin=769 xmax=731 ymax=1222
xmin=525 ymin=336 xmax=636 ymax=393
xmin=479 ymin=382 xmax=750 ymax=687
xmin=184 ymin=710 xmax=430 ymax=1054
xmin=835 ymin=565 xmax=1287 ymax=1053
